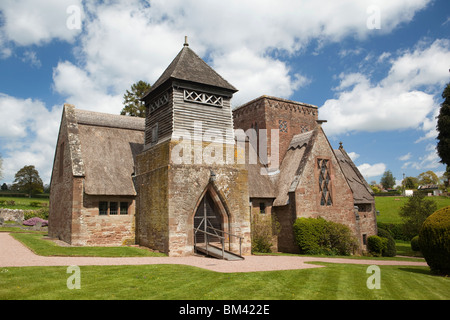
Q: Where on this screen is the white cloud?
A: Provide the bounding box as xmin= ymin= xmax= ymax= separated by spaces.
xmin=0 ymin=0 xmax=83 ymax=46
xmin=0 ymin=94 xmax=61 ymax=184
xmin=398 ymin=152 xmax=412 ymax=161
xmin=320 ymin=38 xmax=450 ymax=136
xmin=213 ymin=48 xmax=310 ymax=106
xmin=21 ymin=50 xmax=41 ymax=68
xmin=357 ymin=162 xmax=387 ymax=178
xmin=401 ymin=144 xmax=441 ymax=171
xmin=51 ymin=0 xmax=432 ymax=110
xmin=347 ymin=152 xmax=360 ymax=161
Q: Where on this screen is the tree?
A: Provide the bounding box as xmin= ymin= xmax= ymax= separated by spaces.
xmin=418 ymin=170 xmax=439 ymax=186
xmin=402 ymin=176 xmax=418 ymax=189
xmin=1 ymin=183 xmax=7 ymax=191
xmin=399 ymin=193 xmax=437 ymax=239
xmin=12 ymin=165 xmax=44 ymax=197
xmin=436 ymin=82 xmax=450 ymax=166
xmin=380 ymin=170 xmax=395 ymax=190
xmin=120 ymin=80 xmax=151 ymax=118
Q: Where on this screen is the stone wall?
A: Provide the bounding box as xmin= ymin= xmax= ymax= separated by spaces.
xmin=0 ymin=209 xmax=25 ymax=222
xmin=275 ymin=127 xmax=358 ymax=253
xmin=48 ymin=110 xmax=75 ymax=243
xmin=70 ymin=194 xmax=136 ymax=246
xmin=233 ymin=96 xmax=318 ymax=166
xmin=136 ymin=139 xmax=251 ymax=257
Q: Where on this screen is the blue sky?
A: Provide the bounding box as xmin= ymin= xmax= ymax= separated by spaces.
xmin=0 ymin=0 xmax=449 ymax=186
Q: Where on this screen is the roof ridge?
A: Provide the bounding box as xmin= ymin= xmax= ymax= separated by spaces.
xmin=74 ymin=108 xmax=145 ymax=131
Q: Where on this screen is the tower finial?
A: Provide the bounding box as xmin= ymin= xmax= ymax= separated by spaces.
xmin=184 ymin=36 xmax=189 ymax=47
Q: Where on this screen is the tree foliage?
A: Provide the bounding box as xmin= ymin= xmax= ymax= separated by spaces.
xmin=120 ymin=80 xmax=151 ymax=118
xmin=402 ymin=176 xmax=418 ymax=189
xmin=399 ymin=193 xmax=437 ymax=239
xmin=12 ymin=165 xmax=44 ymax=197
xmin=436 ymin=82 xmax=450 ymax=166
xmin=380 ymin=170 xmax=395 ymax=190
xmin=418 ymin=170 xmax=439 ymax=185
xmin=419 ymin=206 xmax=450 ymax=275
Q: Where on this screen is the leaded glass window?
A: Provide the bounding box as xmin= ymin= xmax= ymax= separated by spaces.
xmin=317 ymin=159 xmax=332 ymax=206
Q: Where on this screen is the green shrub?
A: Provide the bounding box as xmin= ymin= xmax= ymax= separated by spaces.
xmin=293 ymin=217 xmax=328 ymax=254
xmin=411 ymin=235 xmax=420 ymax=251
xmin=419 ymin=206 xmax=450 ymax=275
xmin=293 ymin=217 xmax=358 ymax=255
xmin=400 ymin=194 xmax=437 ymax=239
xmin=367 ymin=235 xmax=388 ymax=257
xmin=251 ymin=213 xmax=280 ymax=253
xmin=23 ymin=208 xmax=49 ymax=220
xmin=377 ymin=228 xmax=397 ymax=257
xmin=377 ymin=222 xmax=409 ymax=240
xmin=30 ymin=201 xmax=41 ymax=207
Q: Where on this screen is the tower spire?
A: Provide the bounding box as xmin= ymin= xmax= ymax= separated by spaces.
xmin=184 ymin=36 xmax=189 ymax=47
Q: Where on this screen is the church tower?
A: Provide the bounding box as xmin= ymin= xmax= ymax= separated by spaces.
xmin=135 ymin=39 xmax=251 ymax=257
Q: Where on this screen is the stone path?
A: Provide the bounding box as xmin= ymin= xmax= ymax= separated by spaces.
xmin=0 ymin=233 xmax=427 ymax=273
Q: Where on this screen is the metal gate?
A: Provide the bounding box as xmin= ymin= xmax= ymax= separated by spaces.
xmin=194 ymin=193 xmax=222 ymax=244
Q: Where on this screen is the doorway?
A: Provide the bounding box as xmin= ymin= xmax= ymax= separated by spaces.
xmin=194 ymin=192 xmax=223 ymax=244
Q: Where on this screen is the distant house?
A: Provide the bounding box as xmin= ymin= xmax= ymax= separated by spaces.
xmin=418 ymin=184 xmax=441 ymax=196
xmin=49 ymin=42 xmax=377 ymax=256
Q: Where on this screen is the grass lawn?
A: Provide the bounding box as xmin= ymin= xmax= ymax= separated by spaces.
xmin=0 ymin=196 xmax=49 ymax=210
xmin=375 ymin=196 xmax=450 ymax=224
xmin=0 ymin=263 xmax=449 ymax=300
xmin=9 ymin=232 xmax=165 ymax=257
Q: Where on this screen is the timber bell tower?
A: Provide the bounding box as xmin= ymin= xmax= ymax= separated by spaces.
xmin=135 ymin=38 xmax=251 ymax=257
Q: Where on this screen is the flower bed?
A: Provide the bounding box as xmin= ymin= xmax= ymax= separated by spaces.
xmin=22 ymin=217 xmax=48 ymax=227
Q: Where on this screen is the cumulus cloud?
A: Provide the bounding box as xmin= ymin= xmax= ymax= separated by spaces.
xmin=50 ymin=0 xmax=432 ymax=109
xmin=320 ymin=39 xmax=450 ymax=137
xmin=357 ymin=162 xmax=387 ymax=178
xmin=0 ymin=94 xmax=61 ymax=183
xmin=0 ymin=0 xmax=83 ymax=46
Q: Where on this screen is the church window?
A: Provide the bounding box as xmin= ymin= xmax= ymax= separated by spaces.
xmin=184 ymin=89 xmax=223 ymax=107
xmin=98 ymin=201 xmax=130 ymax=215
xmin=318 ymin=159 xmax=332 ymax=206
xmin=151 ymin=123 xmax=158 ymax=144
xmin=279 ymin=120 xmax=288 ymax=133
xmin=109 ymin=202 xmax=118 ymax=215
xmin=99 ymin=202 xmax=108 ymax=215
xmin=259 ymin=202 xmax=266 ymax=214
xmin=120 ymin=202 xmax=129 ymax=215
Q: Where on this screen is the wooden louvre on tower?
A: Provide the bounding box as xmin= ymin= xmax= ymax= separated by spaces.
xmin=142 ymin=39 xmax=238 ymax=148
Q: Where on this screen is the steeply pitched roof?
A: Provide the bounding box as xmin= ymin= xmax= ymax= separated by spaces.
xmin=334 ymin=146 xmax=374 ymax=204
xmin=273 ymin=130 xmax=315 ymax=206
xmin=144 ymin=45 xmax=237 ymax=97
xmin=63 ymin=105 xmax=145 ymax=196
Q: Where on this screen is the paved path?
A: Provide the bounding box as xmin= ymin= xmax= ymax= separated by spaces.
xmin=0 ymin=233 xmax=427 ymax=273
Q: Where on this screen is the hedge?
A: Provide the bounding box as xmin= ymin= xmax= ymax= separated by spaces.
xmin=293 ymin=217 xmax=358 ymax=256
xmin=419 ymin=206 xmax=450 ymax=275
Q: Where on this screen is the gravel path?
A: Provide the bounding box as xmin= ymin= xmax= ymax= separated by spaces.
xmin=0 ymin=233 xmax=427 ymax=273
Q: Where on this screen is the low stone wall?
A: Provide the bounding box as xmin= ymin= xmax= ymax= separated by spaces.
xmin=0 ymin=208 xmax=25 ymax=222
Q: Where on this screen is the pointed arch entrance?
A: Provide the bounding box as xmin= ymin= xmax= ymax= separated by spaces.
xmin=193 ymin=184 xmax=229 ymax=245
xmin=192 ymin=184 xmax=244 ymax=260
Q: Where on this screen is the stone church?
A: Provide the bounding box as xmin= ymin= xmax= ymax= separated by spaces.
xmin=49 ymin=41 xmax=377 ymax=258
